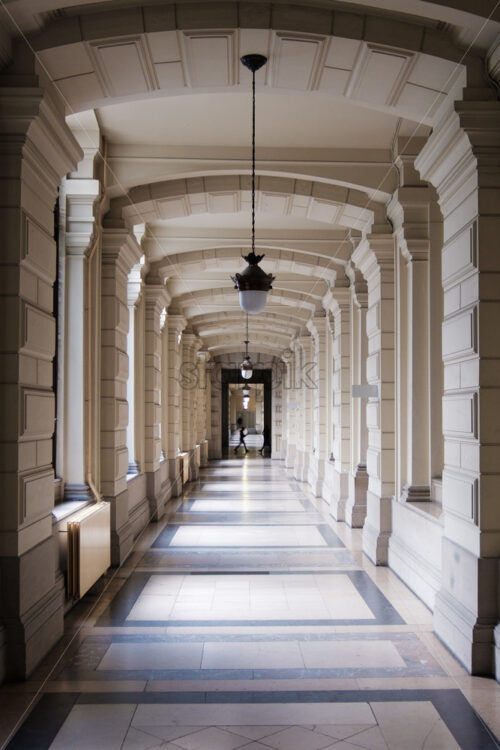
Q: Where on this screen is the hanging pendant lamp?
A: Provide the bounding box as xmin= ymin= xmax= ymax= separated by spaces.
xmin=240 ymin=313 xmax=253 ymax=380
xmin=231 ymin=54 xmax=275 ymax=315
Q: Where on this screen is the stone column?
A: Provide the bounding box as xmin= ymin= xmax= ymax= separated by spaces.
xmin=416 ymin=89 xmax=500 ymax=674
xmin=324 ymin=284 xmax=351 ymax=520
xmin=272 ymin=377 xmax=283 ymax=459
xmin=346 ymin=269 xmax=369 ymax=528
xmin=297 ymin=335 xmax=313 ymax=481
xmin=126 ymin=263 xmax=142 ymax=475
xmin=143 ymin=273 xmax=170 ymax=520
xmin=166 ymin=313 xmax=186 ymax=496
xmin=59 ymin=178 xmax=100 ymax=500
xmin=197 ymin=351 xmax=210 ymax=467
xmin=209 ymin=362 xmax=222 ymax=460
xmin=389 ymin=146 xmax=442 ymax=502
xmin=307 ymin=315 xmax=329 ymax=496
xmin=352 ymin=235 xmax=396 ymax=564
xmin=101 ymin=228 xmax=142 ymax=565
xmin=181 ymin=331 xmax=202 ymax=480
xmin=0 ymin=77 xmax=82 ymax=679
xmin=292 ymin=339 xmax=305 ymax=480
xmin=284 ymin=349 xmax=297 ymax=470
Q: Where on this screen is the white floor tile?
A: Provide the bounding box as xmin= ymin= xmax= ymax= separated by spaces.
xmin=370 ymin=702 xmax=460 ymax=750
xmin=97 ymin=643 xmax=203 ymax=670
xmin=132 ymin=703 xmax=376 ymax=728
xmin=49 ymin=704 xmax=136 ymax=750
xmin=201 ymin=641 xmax=304 ymax=669
xmin=300 ymin=640 xmax=406 ymax=669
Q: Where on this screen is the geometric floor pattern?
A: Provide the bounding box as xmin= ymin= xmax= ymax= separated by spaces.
xmin=2 ymin=452 xmax=500 ymax=749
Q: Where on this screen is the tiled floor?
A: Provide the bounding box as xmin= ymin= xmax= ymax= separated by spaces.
xmin=2 ymin=454 xmax=500 ymax=749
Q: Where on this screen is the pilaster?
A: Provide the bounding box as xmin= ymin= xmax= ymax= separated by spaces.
xmin=297 ymin=335 xmax=312 ymax=480
xmin=324 ymin=284 xmax=351 ymax=520
xmin=166 ymin=313 xmax=186 ymax=494
xmin=0 ymin=76 xmax=82 ymax=678
xmin=126 ymin=263 xmax=142 ymax=475
xmin=283 ymin=350 xmax=296 ymax=470
xmin=59 ymin=177 xmax=100 ymax=501
xmin=143 ymin=273 xmax=170 ymax=520
xmin=346 ymin=268 xmax=369 ymax=528
xmin=306 ymin=315 xmax=329 ymax=497
xmin=100 ymin=228 xmax=142 ymax=565
xmin=196 ymin=351 xmax=210 ymax=467
xmin=181 ymin=330 xmax=202 ymax=480
xmin=416 ymin=93 xmax=500 ymax=674
xmin=352 ymin=235 xmax=396 ymax=564
xmin=292 ymin=340 xmax=305 ymax=480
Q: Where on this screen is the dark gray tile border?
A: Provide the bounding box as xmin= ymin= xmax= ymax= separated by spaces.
xmin=152 ymin=523 xmax=345 ymax=549
xmin=6 ymin=691 xmax=499 ymax=749
xmin=4 ymin=693 xmax=79 ymax=750
xmin=96 ymin=570 xmax=404 ymax=627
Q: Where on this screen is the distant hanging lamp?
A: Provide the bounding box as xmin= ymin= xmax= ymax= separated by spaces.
xmin=231 ymin=54 xmax=275 ymax=315
xmin=240 ymin=314 xmax=253 ymax=380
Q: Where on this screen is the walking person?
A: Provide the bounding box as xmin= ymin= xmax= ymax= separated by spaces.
xmin=234 ymin=418 xmax=248 ymax=454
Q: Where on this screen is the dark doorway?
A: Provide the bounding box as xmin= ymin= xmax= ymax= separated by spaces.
xmin=221 ymin=369 xmax=272 ymax=453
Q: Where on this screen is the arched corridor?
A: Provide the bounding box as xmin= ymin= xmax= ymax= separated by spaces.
xmin=2 ymin=453 xmax=500 ymax=749
xmin=2 ymin=0 xmax=500 ymax=746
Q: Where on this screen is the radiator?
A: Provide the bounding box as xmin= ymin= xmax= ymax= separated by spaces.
xmin=67 ymin=503 xmax=111 ymax=599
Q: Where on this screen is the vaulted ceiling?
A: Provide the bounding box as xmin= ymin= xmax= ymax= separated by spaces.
xmin=1 ymin=0 xmax=498 ymax=358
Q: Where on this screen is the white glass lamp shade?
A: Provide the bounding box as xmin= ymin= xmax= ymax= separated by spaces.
xmin=242 ymin=387 xmax=250 ymax=396
xmin=241 ymin=367 xmax=253 ymax=380
xmin=243 ymin=403 xmax=248 ymax=410
xmin=239 ymin=290 xmax=268 ymax=315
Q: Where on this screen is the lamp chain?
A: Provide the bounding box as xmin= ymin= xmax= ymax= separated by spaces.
xmin=251 ymin=65 xmax=256 ymax=255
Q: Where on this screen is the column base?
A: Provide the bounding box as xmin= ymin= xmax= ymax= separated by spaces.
xmin=107 ymin=487 xmax=134 ymax=566
xmin=345 ymin=465 xmax=368 ymax=528
xmin=1 ymin=539 xmax=65 ymax=680
xmin=388 ymin=497 xmax=442 ymax=610
xmin=127 ymin=461 xmax=139 ymax=475
xmin=188 ymin=448 xmax=199 ymax=481
xmin=200 ymin=440 xmax=209 ymax=467
xmin=362 ymin=491 xmax=392 ymax=565
xmin=434 ymin=538 xmax=497 ymax=675
xmin=308 ymin=456 xmax=325 ymax=497
xmin=285 ymin=443 xmax=296 ymax=469
xmin=146 ymin=468 xmax=169 ymax=522
xmin=280 ymin=438 xmax=287 ymax=461
xmin=64 ymin=483 xmax=91 ymax=502
xmin=168 ymin=457 xmax=183 ymax=497
xmin=324 ymin=462 xmax=348 ymax=521
xmin=293 ymin=449 xmax=304 ymax=481
xmin=401 ymin=483 xmax=431 ymax=502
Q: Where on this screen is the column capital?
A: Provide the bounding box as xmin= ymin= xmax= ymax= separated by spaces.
xmin=61 ymin=178 xmax=100 ymax=257
xmin=182 ymin=332 xmax=202 ymax=354
xmin=197 ymin=350 xmax=211 ymax=362
xmin=414 ymin=97 xmax=500 ymax=216
xmin=306 ymin=314 xmax=328 ymax=340
xmin=143 ymin=282 xmax=170 ymax=311
xmin=352 ymin=235 xmax=395 ymax=280
xmin=330 ymin=284 xmax=352 ymax=313
xmin=0 ymin=83 xmax=83 ymax=191
xmin=102 ymin=228 xmax=142 ymax=273
xmin=297 ymin=334 xmax=312 ymax=350
xmin=167 ymin=313 xmax=187 ymax=337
